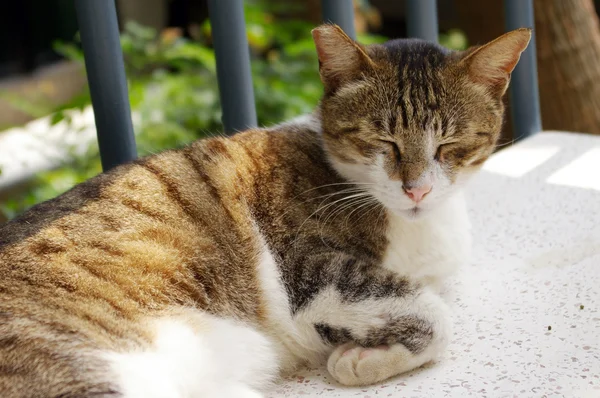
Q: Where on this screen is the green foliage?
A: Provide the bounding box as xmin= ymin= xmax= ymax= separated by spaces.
xmin=2 ymin=3 xmax=330 ymax=218
xmin=439 ymin=29 xmax=469 ymax=51
xmin=1 ymin=1 xmax=467 ymax=220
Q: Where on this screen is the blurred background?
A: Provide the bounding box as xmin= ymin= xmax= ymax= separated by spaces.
xmin=1 ymin=0 xmax=600 ymax=221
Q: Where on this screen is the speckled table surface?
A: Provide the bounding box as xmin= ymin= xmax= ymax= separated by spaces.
xmin=269 ymin=132 xmax=600 ymax=398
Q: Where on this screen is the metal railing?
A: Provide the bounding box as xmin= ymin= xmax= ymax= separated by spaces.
xmin=504 ymin=0 xmax=542 ymax=140
xmin=74 ymin=0 xmax=137 ymax=171
xmin=74 ymin=0 xmax=542 ymax=172
xmin=208 ymin=0 xmax=258 ymax=134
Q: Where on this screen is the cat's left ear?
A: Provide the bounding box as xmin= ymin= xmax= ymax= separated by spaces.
xmin=312 ymin=24 xmax=375 ymax=93
xmin=460 ymin=28 xmax=532 ymax=95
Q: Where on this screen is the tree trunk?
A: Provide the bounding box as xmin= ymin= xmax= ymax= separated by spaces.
xmin=535 ymin=0 xmax=600 ymax=134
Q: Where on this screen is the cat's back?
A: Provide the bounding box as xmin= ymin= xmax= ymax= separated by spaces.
xmin=0 ymin=125 xmax=321 ymax=314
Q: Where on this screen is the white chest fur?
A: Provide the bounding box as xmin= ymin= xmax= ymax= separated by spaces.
xmin=381 ymin=192 xmax=472 ymax=286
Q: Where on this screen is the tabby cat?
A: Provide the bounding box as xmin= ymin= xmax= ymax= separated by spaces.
xmin=0 ymin=24 xmax=530 ymax=397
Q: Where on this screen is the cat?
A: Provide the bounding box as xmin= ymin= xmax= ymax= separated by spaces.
xmin=0 ymin=24 xmax=530 ymax=398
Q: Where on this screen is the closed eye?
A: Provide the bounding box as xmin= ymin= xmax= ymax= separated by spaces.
xmin=435 ymin=140 xmax=460 ymax=162
xmin=379 ymin=140 xmax=401 ymax=162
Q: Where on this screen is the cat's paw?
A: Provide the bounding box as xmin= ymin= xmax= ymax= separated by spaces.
xmin=327 ymin=343 xmax=417 ymax=386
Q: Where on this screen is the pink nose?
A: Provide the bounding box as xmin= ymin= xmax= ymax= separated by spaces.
xmin=403 ymin=184 xmax=432 ymax=203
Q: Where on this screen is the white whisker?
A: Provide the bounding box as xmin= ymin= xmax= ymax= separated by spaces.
xmin=343 ymin=198 xmax=379 ymax=226
xmin=321 ymin=196 xmax=374 ymax=228
xmin=291 ymin=191 xmax=372 ymax=251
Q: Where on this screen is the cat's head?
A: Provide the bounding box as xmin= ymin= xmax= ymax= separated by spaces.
xmin=312 ymin=24 xmax=531 ymax=220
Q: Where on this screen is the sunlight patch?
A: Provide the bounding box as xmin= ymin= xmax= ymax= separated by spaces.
xmin=482 ymin=146 xmax=559 ymax=178
xmin=546 ymin=147 xmax=600 ymax=191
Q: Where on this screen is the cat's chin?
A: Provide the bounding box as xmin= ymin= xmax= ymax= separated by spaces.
xmin=390 ymin=206 xmax=432 ymax=222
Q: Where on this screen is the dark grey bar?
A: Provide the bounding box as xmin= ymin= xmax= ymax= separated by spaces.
xmin=504 ymin=0 xmax=542 ymax=139
xmin=207 ymin=0 xmax=257 ymax=134
xmin=321 ymin=0 xmax=356 ymax=40
xmin=405 ymin=0 xmax=438 ymax=42
xmin=74 ymin=0 xmax=137 ymax=171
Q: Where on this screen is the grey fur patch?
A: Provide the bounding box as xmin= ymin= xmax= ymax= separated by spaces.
xmin=314 ymin=314 xmax=434 ymax=354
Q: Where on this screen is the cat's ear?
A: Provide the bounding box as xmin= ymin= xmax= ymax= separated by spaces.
xmin=312 ymin=24 xmax=375 ymax=93
xmin=460 ymin=28 xmax=532 ymax=95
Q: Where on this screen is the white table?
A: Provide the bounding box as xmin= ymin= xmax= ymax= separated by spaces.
xmin=270 ymin=132 xmax=600 ymax=398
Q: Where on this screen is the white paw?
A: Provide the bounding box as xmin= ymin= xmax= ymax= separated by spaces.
xmin=327 ymin=343 xmax=420 ymax=386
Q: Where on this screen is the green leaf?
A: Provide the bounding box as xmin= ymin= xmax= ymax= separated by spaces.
xmin=50 ymin=111 xmax=66 ymax=126
xmin=163 ymin=43 xmax=217 ymax=73
xmin=439 ymin=29 xmax=468 ymax=51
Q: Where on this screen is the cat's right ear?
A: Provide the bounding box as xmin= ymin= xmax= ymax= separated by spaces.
xmin=312 ymin=24 xmax=375 ymax=93
xmin=460 ymin=28 xmax=532 ymax=96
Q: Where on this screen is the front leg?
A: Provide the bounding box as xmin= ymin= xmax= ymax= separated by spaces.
xmin=292 ymin=254 xmax=451 ymax=386
xmin=324 ymin=287 xmax=450 ymax=386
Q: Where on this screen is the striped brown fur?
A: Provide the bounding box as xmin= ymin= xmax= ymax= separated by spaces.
xmin=0 ymin=24 xmax=532 ymax=396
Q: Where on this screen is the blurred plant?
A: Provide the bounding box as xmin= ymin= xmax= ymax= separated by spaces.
xmin=439 ymin=29 xmax=469 ymax=51
xmin=1 ymin=0 xmax=467 ymax=219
